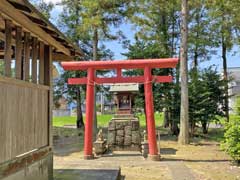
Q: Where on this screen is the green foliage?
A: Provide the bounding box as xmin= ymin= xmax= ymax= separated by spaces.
xmin=221 ymin=115 xmax=240 ymax=163
xmin=53 ymin=69 xmax=86 ymax=107
xmin=188 ymin=1 xmax=217 ymax=67
xmin=59 ymin=0 xmax=129 ymax=57
xmin=123 ymin=39 xmax=176 ymax=111
xmin=206 ymin=0 xmax=240 ymax=50
xmin=0 ymin=60 xmax=4 ymax=76
xmin=129 ymin=0 xmax=180 ymax=57
xmin=234 ymin=97 xmax=240 ymax=116
xmin=189 ymin=67 xmax=226 ymax=133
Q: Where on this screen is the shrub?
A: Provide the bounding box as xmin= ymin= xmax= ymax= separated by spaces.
xmin=234 ymin=96 xmax=240 ymax=116
xmin=221 ymin=97 xmax=240 ymax=164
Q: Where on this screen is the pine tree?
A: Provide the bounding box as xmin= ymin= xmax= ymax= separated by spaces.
xmin=188 ymin=0 xmax=216 ymax=70
xmin=206 ymin=0 xmax=240 ymax=121
xmin=79 ymin=0 xmax=129 ymax=137
xmin=31 ymin=0 xmax=54 ymax=19
xmin=189 ymin=67 xmax=225 ymax=134
xmin=127 ymin=0 xmax=181 ymax=131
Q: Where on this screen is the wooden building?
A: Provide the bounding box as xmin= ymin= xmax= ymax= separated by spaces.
xmin=0 ymin=1 xmax=82 ymax=180
xmin=109 ymin=83 xmax=139 ymax=114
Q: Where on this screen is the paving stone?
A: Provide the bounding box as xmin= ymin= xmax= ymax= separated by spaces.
xmin=54 ymin=168 xmax=121 ymax=180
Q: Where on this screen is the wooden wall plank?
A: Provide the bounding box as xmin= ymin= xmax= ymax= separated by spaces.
xmin=0 ymin=79 xmax=49 ymax=163
xmin=4 ymin=19 xmax=12 ymax=77
xmin=32 ymin=37 xmax=38 ymax=83
xmin=15 ymin=26 xmax=23 ymax=80
xmin=39 ymin=42 xmax=44 ymax=84
xmin=23 ymin=32 xmax=30 ymax=81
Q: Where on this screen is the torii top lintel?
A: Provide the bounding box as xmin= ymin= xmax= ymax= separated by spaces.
xmin=61 ymin=58 xmax=178 ymax=71
xmin=61 ymin=58 xmax=179 ymax=85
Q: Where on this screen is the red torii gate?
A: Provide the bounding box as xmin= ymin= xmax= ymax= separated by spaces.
xmin=61 ymin=58 xmax=178 ymax=160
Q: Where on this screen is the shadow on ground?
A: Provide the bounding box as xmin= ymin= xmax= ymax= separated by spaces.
xmin=160 ymin=148 xmax=177 ymax=155
xmin=162 ymin=158 xmax=230 ymax=163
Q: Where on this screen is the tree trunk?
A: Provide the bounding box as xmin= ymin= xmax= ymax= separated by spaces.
xmin=178 ymin=0 xmax=189 ymax=145
xmin=190 ymin=121 xmax=195 ymax=137
xmin=74 ymin=4 xmax=84 ymax=129
xmin=92 ymin=27 xmax=98 ymax=140
xmin=171 ymin=121 xmax=179 ymax=136
xmin=202 ymin=122 xmax=208 ymax=134
xmin=193 ymin=50 xmax=198 ymax=70
xmin=222 ymin=36 xmax=229 ymax=122
xmin=193 ymin=8 xmax=200 ymax=70
xmin=100 ymin=92 xmax=104 ymax=114
xmin=76 ymin=87 xmax=84 ymax=128
xmin=163 ymin=107 xmax=169 ymax=128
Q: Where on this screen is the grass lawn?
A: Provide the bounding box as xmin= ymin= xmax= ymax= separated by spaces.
xmin=53 ymin=113 xmax=164 ymax=127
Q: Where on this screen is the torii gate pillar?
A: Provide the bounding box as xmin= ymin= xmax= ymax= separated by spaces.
xmin=84 ymin=68 xmax=95 ymax=159
xmin=144 ymin=66 xmax=159 ymax=160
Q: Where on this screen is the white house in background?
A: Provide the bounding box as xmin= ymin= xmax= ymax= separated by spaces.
xmin=228 ymin=67 xmax=240 ymax=113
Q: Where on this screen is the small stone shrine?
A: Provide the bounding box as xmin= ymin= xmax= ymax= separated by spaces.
xmin=108 ymin=84 xmax=141 ymax=151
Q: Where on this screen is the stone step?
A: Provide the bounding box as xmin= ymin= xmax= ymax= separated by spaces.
xmin=112 ymin=117 xmax=138 ymax=121
xmin=114 ymin=114 xmax=134 ymax=118
xmin=54 ymin=167 xmax=121 ymax=180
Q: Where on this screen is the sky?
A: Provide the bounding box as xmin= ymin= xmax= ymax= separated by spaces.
xmin=44 ymin=0 xmax=240 ymax=71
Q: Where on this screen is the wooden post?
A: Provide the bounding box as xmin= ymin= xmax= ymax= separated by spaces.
xmin=39 ymin=42 xmax=44 ymax=84
xmin=15 ymin=26 xmax=23 ymax=80
xmin=84 ymin=68 xmax=95 ymax=160
xmin=44 ymin=45 xmax=53 ymax=179
xmin=23 ymin=32 xmax=30 ymax=81
xmin=44 ymin=45 xmax=51 ymax=86
xmin=43 ymin=45 xmax=53 ymax=145
xmin=144 ymin=66 xmax=159 ymax=161
xmin=4 ymin=19 xmax=12 ymax=77
xmin=32 ymin=37 xmax=38 ymax=83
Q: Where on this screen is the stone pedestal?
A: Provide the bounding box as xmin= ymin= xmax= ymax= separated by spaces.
xmin=141 ymin=141 xmax=149 ymax=158
xmin=108 ymin=115 xmax=141 ymax=151
xmin=94 ymin=140 xmax=107 ymax=155
xmin=93 ymin=129 xmax=107 ymax=155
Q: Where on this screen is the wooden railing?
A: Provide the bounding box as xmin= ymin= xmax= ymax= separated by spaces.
xmin=0 ymin=77 xmax=49 ymax=163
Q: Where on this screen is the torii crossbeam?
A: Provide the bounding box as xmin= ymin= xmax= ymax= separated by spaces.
xmin=62 ymin=58 xmax=178 ymax=160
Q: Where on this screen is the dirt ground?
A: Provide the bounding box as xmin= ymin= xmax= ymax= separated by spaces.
xmin=53 ymin=127 xmax=240 ymax=180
